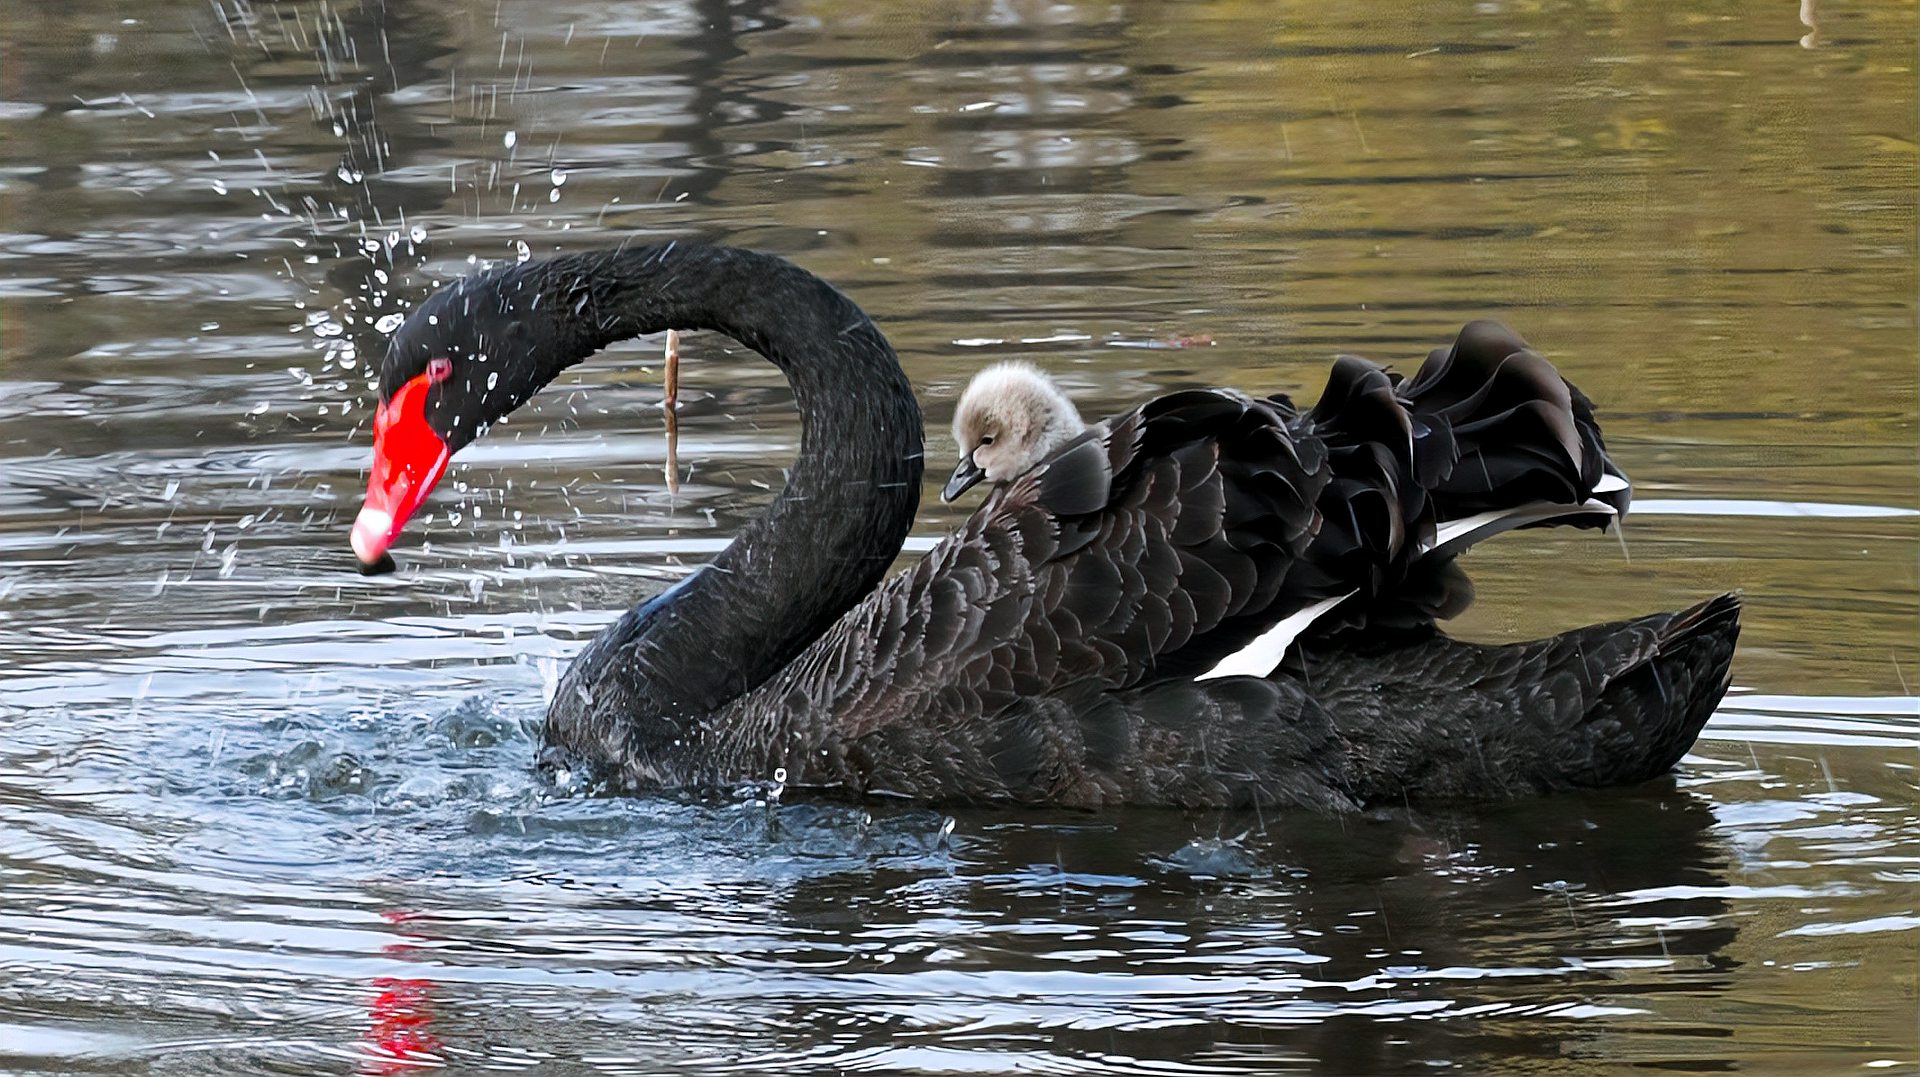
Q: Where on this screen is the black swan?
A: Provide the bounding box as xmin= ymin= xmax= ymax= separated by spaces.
xmin=351 ymin=242 xmax=1739 ymax=809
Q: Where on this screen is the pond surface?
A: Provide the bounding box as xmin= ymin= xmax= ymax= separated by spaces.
xmin=1 ymin=1 xmax=1916 ymax=1073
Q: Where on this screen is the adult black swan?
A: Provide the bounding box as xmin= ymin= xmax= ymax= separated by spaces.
xmin=351 ymin=242 xmax=1738 ymax=809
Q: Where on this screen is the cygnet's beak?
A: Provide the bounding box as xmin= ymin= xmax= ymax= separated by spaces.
xmin=941 ymin=455 xmax=985 ymax=502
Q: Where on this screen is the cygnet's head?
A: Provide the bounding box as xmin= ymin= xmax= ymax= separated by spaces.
xmin=943 ymin=361 xmax=1087 ymax=501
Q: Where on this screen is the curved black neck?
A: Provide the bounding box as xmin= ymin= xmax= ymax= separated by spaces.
xmin=460 ymin=244 xmax=923 ymax=729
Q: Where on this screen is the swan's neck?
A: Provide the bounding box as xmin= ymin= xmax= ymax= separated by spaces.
xmin=512 ymin=246 xmax=922 ymax=746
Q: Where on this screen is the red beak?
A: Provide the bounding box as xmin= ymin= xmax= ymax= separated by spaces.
xmin=351 ymin=365 xmax=451 ymax=566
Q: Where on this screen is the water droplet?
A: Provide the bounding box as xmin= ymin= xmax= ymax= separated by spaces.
xmin=550 ymin=168 xmax=567 ymax=186
xmin=409 ymin=225 xmax=427 ymax=244
xmin=375 ymin=313 xmax=405 ymax=334
xmin=161 ymin=479 xmax=180 ymax=501
xmin=486 ymin=371 xmax=499 ymax=390
xmin=503 ymin=130 xmax=517 ymax=149
xmin=514 ymin=240 xmax=531 ymax=263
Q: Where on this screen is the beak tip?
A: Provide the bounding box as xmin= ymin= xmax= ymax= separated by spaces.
xmin=357 ymin=551 xmax=398 ymax=576
xmin=350 ymin=506 xmax=395 ymax=566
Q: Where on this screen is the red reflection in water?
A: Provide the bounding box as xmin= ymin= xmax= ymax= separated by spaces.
xmin=363 ymin=977 xmax=440 ymax=1073
xmin=361 ymin=909 xmax=442 ymax=1074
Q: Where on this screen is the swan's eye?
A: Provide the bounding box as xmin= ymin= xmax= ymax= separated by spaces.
xmin=979 ymin=434 xmax=995 ymax=446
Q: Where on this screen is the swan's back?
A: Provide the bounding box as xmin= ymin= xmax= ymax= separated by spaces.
xmin=730 ymin=387 xmax=1328 ymax=740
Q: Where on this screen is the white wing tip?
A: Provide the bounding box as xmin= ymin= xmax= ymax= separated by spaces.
xmin=1195 ymin=591 xmax=1356 ymax=682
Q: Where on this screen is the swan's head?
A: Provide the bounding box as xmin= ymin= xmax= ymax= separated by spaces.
xmin=352 ymin=265 xmax=563 ymax=570
xmin=943 ymin=362 xmax=1086 ymax=501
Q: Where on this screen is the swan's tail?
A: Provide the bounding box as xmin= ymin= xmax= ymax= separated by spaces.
xmin=1295 ymin=320 xmax=1631 ymax=629
xmin=1303 ymin=592 xmax=1742 ymax=802
xmin=1555 ymin=591 xmax=1742 ymax=787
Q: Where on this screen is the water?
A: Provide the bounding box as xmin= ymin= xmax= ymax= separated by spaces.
xmin=1 ymin=1 xmax=1915 ymax=1072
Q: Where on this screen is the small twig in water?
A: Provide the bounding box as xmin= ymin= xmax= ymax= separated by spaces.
xmin=663 ymin=329 xmax=680 ymax=495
